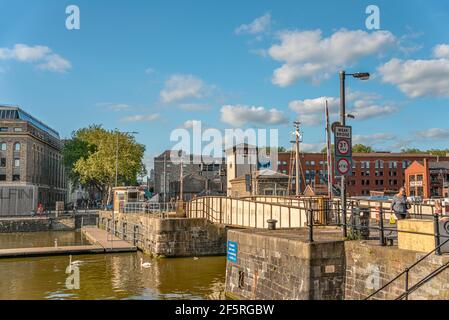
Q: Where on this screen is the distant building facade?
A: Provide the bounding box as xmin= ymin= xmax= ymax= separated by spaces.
xmin=0 ymin=106 xmax=66 ymax=214
xmin=277 ymin=152 xmax=449 ymax=197
xmin=154 ymin=150 xmax=225 ymax=202
xmin=405 ymin=160 xmax=449 ymax=199
xmin=229 ymin=169 xmax=289 ymax=198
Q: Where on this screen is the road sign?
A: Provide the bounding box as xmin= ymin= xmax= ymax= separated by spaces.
xmin=336 ymin=158 xmax=351 ymax=175
xmin=334 ymin=125 xmax=352 ymax=177
xmin=227 ymin=241 xmax=238 ymax=263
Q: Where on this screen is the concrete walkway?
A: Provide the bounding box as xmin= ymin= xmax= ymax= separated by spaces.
xmin=0 ymin=227 xmax=136 ymax=259
xmin=81 ymin=227 xmax=137 ymax=253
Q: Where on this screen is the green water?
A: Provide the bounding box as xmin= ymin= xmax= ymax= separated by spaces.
xmin=0 ymin=232 xmax=227 ymax=300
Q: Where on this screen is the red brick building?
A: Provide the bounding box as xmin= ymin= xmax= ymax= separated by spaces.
xmin=405 ymin=160 xmax=449 ymax=199
xmin=277 ymin=152 xmax=449 ymax=197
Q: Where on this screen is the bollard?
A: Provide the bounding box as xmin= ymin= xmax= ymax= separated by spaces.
xmin=308 ymin=209 xmax=314 ymax=243
xmin=434 ymin=214 xmax=442 ymax=256
xmin=267 ymin=219 xmax=278 ymax=231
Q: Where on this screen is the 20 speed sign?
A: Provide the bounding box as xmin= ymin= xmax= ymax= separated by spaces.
xmin=336 ymin=158 xmax=351 ymax=175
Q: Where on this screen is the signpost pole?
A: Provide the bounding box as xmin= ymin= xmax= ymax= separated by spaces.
xmin=339 ymin=71 xmax=348 ymax=238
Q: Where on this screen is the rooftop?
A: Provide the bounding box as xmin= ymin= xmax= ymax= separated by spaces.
xmin=0 ymin=105 xmax=60 ymax=139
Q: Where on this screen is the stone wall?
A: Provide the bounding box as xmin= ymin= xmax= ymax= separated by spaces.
xmin=225 ymin=229 xmax=345 ymax=300
xmin=345 ymin=241 xmax=449 ymax=300
xmin=98 ymin=211 xmax=228 ymax=257
xmin=0 ymin=213 xmax=99 ymax=233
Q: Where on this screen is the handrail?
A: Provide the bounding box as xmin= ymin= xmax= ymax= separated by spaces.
xmin=364 ymin=236 xmax=449 ymax=300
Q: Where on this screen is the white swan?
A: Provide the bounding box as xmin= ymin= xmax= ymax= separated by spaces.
xmin=140 ymin=258 xmax=152 ymax=269
xmin=69 ymin=255 xmax=83 ymax=266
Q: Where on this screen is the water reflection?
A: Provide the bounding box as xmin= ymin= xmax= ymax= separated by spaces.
xmin=0 ymin=252 xmax=226 ymax=300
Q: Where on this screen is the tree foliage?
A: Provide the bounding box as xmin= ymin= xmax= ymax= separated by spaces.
xmin=63 ymin=125 xmax=146 ymax=203
xmin=352 ymin=144 xmax=374 ymax=153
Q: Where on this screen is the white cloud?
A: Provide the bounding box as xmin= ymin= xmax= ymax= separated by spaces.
xmin=353 ymin=133 xmax=396 ymax=145
xmin=268 ymin=29 xmax=396 ymax=86
xmin=289 ymin=92 xmax=398 ymax=126
xmin=416 ymin=128 xmax=449 ymax=140
xmin=160 ymin=74 xmax=210 ymax=104
xmin=235 ymin=13 xmax=272 ymax=35
xmin=0 ymin=44 xmax=71 ymax=72
xmin=220 ymin=105 xmax=288 ymax=127
xmin=121 ymin=113 xmax=160 ymax=123
xmin=433 ymin=44 xmax=449 ymax=59
xmin=301 ymin=143 xmax=326 ymax=153
xmin=289 ymin=97 xmax=339 ymax=126
xmin=378 ymin=58 xmax=449 ymax=98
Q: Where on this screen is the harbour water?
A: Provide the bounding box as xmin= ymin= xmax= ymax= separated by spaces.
xmin=0 ymin=232 xmax=227 ymax=300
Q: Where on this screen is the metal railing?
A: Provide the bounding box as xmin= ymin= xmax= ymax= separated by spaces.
xmin=120 ymin=202 xmax=176 ymax=214
xmin=364 ymin=237 xmax=449 ymax=300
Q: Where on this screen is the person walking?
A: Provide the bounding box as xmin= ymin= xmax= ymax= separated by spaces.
xmin=391 ymin=187 xmax=410 ymax=220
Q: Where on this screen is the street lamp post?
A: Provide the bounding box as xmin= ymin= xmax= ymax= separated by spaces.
xmin=339 ymin=71 xmax=370 ymax=238
xmin=111 ymin=130 xmax=138 ymax=245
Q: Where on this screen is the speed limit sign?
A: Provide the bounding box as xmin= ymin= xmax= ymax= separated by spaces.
xmin=337 ymin=139 xmax=350 ymax=155
xmin=336 ymin=158 xmax=351 ymax=175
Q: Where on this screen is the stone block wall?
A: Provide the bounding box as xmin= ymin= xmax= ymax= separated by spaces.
xmin=345 ymin=241 xmax=449 ymax=300
xmin=225 ymin=230 xmax=345 ymax=300
xmin=98 ymin=211 xmax=228 ymax=257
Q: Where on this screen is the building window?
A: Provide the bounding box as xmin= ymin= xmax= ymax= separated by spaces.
xmin=14 ymin=158 xmax=20 ymax=167
xmin=13 ymin=127 xmax=23 ymax=132
xmin=0 ymin=127 xmax=8 ymax=132
xmin=375 ymin=160 xmax=384 ymax=169
xmin=14 ymin=143 xmax=21 ymax=151
xmin=0 ymin=174 xmax=6 ymax=181
xmin=0 ymin=143 xmax=6 ymax=151
xmin=0 ymin=158 xmax=5 ymax=167
xmin=12 ymin=175 xmax=20 ymax=181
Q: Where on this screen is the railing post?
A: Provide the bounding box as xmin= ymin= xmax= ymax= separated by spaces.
xmin=434 ymin=214 xmax=442 ymax=256
xmin=308 ymin=208 xmax=314 ymax=243
xmin=378 ymin=205 xmax=386 ymax=246
xmin=405 ymin=268 xmax=410 ymax=300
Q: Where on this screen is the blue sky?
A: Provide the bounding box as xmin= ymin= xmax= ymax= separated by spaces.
xmin=1 ymin=0 xmax=449 ymax=170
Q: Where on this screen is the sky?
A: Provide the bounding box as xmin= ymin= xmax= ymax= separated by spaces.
xmin=1 ymin=0 xmax=449 ymax=170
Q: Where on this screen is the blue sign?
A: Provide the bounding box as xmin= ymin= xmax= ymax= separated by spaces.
xmin=227 ymin=241 xmax=238 ymax=263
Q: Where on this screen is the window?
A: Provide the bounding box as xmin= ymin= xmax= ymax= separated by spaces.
xmin=12 ymin=175 xmax=20 ymax=181
xmin=0 ymin=127 xmax=8 ymax=132
xmin=0 ymin=143 xmax=6 ymax=151
xmin=361 ymin=161 xmax=370 ymax=169
xmin=14 ymin=158 xmax=20 ymax=167
xmin=0 ymin=174 xmax=6 ymax=181
xmin=0 ymin=158 xmax=5 ymax=168
xmin=375 ymin=160 xmax=384 ymax=169
xmin=14 ymin=143 xmax=21 ymax=151
xmin=389 ymin=161 xmax=398 ymax=169
xmin=13 ymin=127 xmax=23 ymax=132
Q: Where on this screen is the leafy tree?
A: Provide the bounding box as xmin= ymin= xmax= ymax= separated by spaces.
xmin=427 ymin=149 xmax=449 ymax=156
xmin=352 ymin=144 xmax=373 ymax=153
xmin=401 ymin=148 xmax=424 ymax=154
xmin=63 ymin=125 xmax=146 ymax=204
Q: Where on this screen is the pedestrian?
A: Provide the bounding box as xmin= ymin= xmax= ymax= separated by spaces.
xmin=391 ymin=187 xmax=410 ymax=220
xmin=37 ymin=203 xmax=44 ymax=216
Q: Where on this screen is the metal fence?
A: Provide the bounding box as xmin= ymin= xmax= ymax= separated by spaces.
xmin=120 ymin=202 xmax=176 ymax=214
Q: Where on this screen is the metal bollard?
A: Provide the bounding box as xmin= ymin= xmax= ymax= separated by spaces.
xmin=267 ymin=219 xmax=278 ymax=230
xmin=308 ymin=209 xmax=314 ymax=243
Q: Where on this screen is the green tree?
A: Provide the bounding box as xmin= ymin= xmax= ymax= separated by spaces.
xmin=63 ymin=125 xmax=147 ymax=204
xmin=401 ymin=148 xmax=424 ymax=154
xmin=352 ymin=144 xmax=373 ymax=153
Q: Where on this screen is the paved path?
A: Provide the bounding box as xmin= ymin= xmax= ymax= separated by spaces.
xmin=0 ymin=227 xmax=136 ymax=259
xmin=81 ymin=227 xmax=137 ymax=253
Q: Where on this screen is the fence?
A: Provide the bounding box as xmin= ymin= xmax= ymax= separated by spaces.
xmin=187 ymin=196 xmax=336 ymax=229
xmin=120 ymin=202 xmax=176 ymax=214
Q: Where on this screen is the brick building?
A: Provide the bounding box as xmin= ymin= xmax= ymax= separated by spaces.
xmin=277 ymin=152 xmax=449 ymax=197
xmin=0 ymin=106 xmax=66 ymax=213
xmin=405 ymin=160 xmax=449 ymax=199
